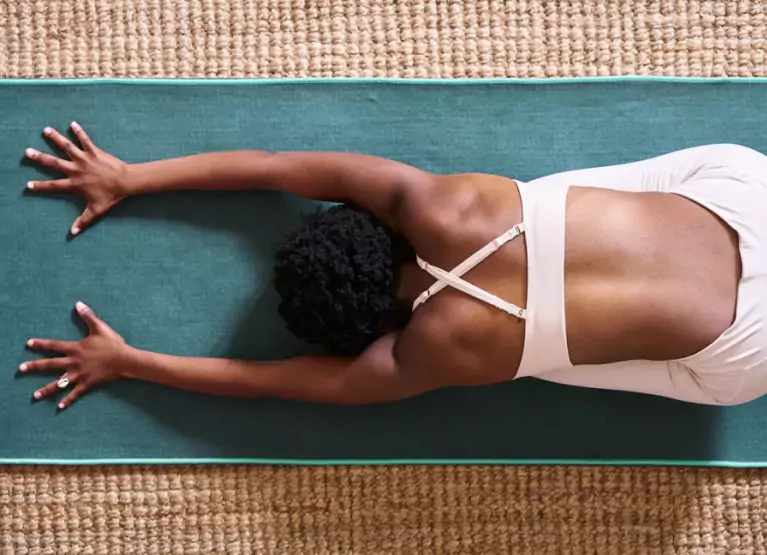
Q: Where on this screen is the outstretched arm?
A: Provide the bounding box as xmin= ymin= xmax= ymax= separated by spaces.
xmin=126 ymin=150 xmax=430 ymax=221
xmin=20 ymin=303 xmax=456 ymax=410
xmin=25 ymin=122 xmax=436 ymax=234
xmin=121 ymin=336 xmax=422 ymax=405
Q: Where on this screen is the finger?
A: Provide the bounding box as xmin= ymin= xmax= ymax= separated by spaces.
xmin=19 ymin=357 xmax=75 ymax=373
xmin=75 ymin=301 xmax=104 ymax=334
xmin=26 ymin=338 xmax=78 ymax=354
xmin=42 ymin=127 xmax=84 ymax=161
xmin=25 ymin=148 xmax=76 ymax=174
xmin=26 ymin=178 xmax=75 ymax=193
xmin=32 ymin=379 xmax=66 ymax=401
xmin=58 ymin=384 xmax=88 ymax=411
xmin=70 ymin=207 xmax=96 ymax=237
xmin=70 ymin=122 xmax=95 ymax=152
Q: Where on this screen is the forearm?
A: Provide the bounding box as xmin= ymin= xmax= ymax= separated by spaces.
xmin=122 ymin=347 xmax=421 ymax=404
xmin=124 ymin=150 xmax=278 ymax=195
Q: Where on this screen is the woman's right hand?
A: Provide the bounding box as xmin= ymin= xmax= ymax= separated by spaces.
xmin=25 ymin=122 xmax=130 ymax=236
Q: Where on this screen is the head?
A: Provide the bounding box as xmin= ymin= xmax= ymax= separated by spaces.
xmin=273 ymin=204 xmax=414 ymax=355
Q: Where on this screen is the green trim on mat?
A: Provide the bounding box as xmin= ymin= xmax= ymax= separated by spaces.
xmin=2 ymin=458 xmax=767 ymax=467
xmin=3 ymin=76 xmax=767 ymax=86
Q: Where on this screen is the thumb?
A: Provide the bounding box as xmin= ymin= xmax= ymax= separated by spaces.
xmin=75 ymin=301 xmax=103 ymax=335
xmin=71 ymin=207 xmax=96 ymax=237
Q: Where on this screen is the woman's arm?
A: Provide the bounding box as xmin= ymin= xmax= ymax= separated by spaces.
xmin=125 ymin=150 xmax=430 ymax=217
xmin=21 ymin=303 xmax=448 ymax=410
xmin=25 ymin=122 xmax=437 ymax=234
xmin=121 ymin=337 xmax=423 ymax=405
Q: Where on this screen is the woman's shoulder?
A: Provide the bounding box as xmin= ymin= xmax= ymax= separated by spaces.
xmin=398 ymin=295 xmax=525 ymax=383
xmin=400 ymin=173 xmax=524 ymax=258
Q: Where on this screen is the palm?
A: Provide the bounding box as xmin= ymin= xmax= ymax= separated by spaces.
xmin=25 ymin=122 xmax=128 ymax=235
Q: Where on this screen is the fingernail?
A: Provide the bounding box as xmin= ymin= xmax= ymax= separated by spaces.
xmin=25 ymin=148 xmax=37 ymax=158
xmin=43 ymin=127 xmax=53 ymax=136
xmin=27 ymin=181 xmax=35 ymax=190
xmin=19 ymin=363 xmax=27 ymax=372
xmin=27 ymin=339 xmax=35 ymax=348
xmin=71 ymin=121 xmax=80 ymax=130
xmin=58 ymin=403 xmax=65 ymax=410
xmin=71 ymin=226 xmax=80 ymax=236
xmin=33 ymin=391 xmax=41 ymax=400
xmin=76 ymin=301 xmax=87 ymax=312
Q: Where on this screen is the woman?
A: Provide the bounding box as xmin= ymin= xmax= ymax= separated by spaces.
xmin=19 ymin=122 xmax=767 ymax=410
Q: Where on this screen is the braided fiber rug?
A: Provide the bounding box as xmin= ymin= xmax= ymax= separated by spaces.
xmin=1 ymin=1 xmax=766 ymax=554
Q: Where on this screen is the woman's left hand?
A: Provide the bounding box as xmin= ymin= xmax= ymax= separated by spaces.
xmin=20 ymin=302 xmax=135 ymax=411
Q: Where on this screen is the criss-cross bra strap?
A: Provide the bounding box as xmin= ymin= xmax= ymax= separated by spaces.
xmin=412 ymin=223 xmax=526 ymax=319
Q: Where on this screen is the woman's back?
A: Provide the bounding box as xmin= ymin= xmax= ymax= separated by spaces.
xmin=405 ymin=145 xmax=759 ymax=403
xmin=564 ymin=186 xmax=739 ymax=364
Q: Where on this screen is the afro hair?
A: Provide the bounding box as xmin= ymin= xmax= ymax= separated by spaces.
xmin=273 ymin=204 xmax=413 ymax=355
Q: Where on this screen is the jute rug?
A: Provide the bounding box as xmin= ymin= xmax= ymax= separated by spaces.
xmin=1 ymin=1 xmax=766 ymax=554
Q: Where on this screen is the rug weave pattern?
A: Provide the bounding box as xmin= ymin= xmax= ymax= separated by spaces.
xmin=2 ymin=1 xmax=767 ymax=554
xmin=2 ymin=465 xmax=767 ymax=554
xmin=1 ymin=0 xmax=765 ymax=78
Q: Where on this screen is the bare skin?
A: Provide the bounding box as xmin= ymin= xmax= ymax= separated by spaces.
xmin=20 ymin=123 xmax=740 ymax=410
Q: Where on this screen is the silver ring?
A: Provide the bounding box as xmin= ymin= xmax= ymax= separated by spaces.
xmin=57 ymin=376 xmax=70 ymax=389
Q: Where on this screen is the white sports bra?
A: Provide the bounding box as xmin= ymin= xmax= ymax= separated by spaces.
xmin=411 ymin=179 xmax=574 ymax=377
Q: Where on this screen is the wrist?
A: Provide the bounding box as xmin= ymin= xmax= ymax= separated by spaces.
xmin=116 ymin=163 xmax=142 ymax=197
xmin=119 ymin=345 xmax=151 ymax=380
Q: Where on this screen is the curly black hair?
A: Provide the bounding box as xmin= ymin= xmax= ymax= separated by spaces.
xmin=273 ymin=204 xmax=413 ymax=355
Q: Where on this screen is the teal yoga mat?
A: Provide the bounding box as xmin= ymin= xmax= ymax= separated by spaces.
xmin=2 ymin=77 xmax=767 ymax=466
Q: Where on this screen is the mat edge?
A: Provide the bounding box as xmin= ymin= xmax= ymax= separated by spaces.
xmin=3 ymin=76 xmax=767 ymax=86
xmin=2 ymin=458 xmax=766 ymax=468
